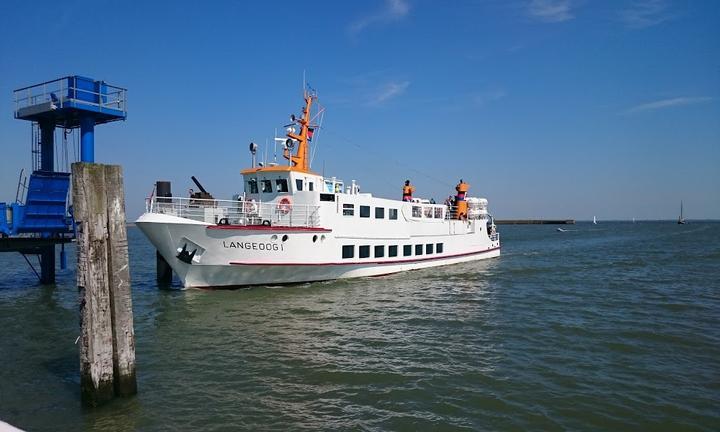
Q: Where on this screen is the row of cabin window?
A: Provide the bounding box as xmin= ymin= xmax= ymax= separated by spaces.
xmin=342 ymin=204 xmax=398 ymax=219
xmin=247 ymin=179 xmax=315 ymax=194
xmin=412 ymin=206 xmax=444 ymax=219
xmin=341 ymin=243 xmax=444 ymax=259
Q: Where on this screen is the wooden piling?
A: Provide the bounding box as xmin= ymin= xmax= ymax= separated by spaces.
xmin=39 ymin=245 xmax=55 ymax=285
xmin=104 ymin=165 xmax=137 ymax=396
xmin=72 ymin=162 xmax=137 ymax=406
xmin=156 ymin=251 xmax=173 ymax=286
xmin=155 ymin=180 xmax=173 ymax=286
xmin=72 ymin=163 xmax=115 ymax=406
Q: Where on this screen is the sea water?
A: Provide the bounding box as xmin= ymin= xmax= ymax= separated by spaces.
xmin=1 ymin=222 xmax=718 ymax=431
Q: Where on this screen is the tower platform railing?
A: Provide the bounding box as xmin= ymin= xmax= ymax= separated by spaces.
xmin=13 ymin=76 xmax=127 ymax=123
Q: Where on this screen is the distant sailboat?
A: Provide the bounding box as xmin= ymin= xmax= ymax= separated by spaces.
xmin=678 ymin=201 xmax=686 ymax=225
xmin=593 ymin=216 xmax=597 ymax=225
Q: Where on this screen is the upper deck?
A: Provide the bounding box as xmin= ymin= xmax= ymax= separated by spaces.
xmin=14 ymin=76 xmax=126 ymax=126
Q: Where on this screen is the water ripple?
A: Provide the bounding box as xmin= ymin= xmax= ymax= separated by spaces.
xmin=1 ymin=223 xmax=719 ymax=430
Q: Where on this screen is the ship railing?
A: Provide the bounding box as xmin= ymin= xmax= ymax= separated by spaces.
xmin=146 ymin=196 xmax=321 ymax=227
xmin=14 ymin=76 xmax=127 ymax=117
xmin=443 ymin=206 xmax=491 ymax=221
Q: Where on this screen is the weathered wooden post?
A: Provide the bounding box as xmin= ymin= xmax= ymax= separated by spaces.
xmin=104 ymin=165 xmax=137 ymax=396
xmin=73 ymin=163 xmax=115 ymax=406
xmin=72 ymin=162 xmax=137 ymax=406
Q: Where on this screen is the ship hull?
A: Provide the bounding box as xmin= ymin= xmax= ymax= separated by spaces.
xmin=137 ymin=213 xmax=500 ymax=288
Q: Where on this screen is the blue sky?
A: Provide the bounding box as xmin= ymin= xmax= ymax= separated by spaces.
xmin=1 ymin=0 xmax=718 ymax=220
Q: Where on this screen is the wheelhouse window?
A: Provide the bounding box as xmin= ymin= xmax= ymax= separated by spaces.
xmin=342 ymin=245 xmax=354 ymax=259
xmin=436 ymin=243 xmax=444 ymax=253
xmin=360 ymin=206 xmax=370 ymax=218
xmin=412 ymin=206 xmax=421 ymax=218
xmin=359 ymin=245 xmax=370 ymax=258
xmin=247 ymin=179 xmax=258 ymax=194
xmin=276 ymin=179 xmax=289 ymax=193
xmin=261 ymin=179 xmax=272 ymax=193
xmin=434 ymin=207 xmax=443 ymax=219
xmin=295 ymin=179 xmax=303 ymax=191
xmin=343 ymin=204 xmax=355 ymax=216
xmin=389 ymin=208 xmax=398 ymax=220
xmin=375 ymin=207 xmax=384 ymax=219
xmin=388 ymin=245 xmax=398 ymax=257
xmin=403 ymin=245 xmax=412 ymax=256
xmin=426 ymin=244 xmax=434 ymax=254
xmin=415 ymin=244 xmax=423 ymax=255
xmin=374 ymin=245 xmax=384 ymax=258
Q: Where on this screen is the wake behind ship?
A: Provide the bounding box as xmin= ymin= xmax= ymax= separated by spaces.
xmin=136 ymin=86 xmax=500 ymax=288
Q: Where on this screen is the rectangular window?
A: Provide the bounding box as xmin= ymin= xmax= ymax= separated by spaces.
xmin=436 ymin=243 xmax=443 ymax=253
xmin=295 ymin=179 xmax=303 ymax=191
xmin=359 ymin=245 xmax=370 ymax=258
xmin=434 ymin=207 xmax=443 ymax=219
xmin=426 ymin=243 xmax=434 ymax=254
xmin=276 ymin=179 xmax=289 ymax=193
xmin=412 ymin=206 xmax=421 ymax=218
xmin=375 ymin=207 xmax=385 ymax=219
xmin=320 ymin=193 xmax=335 ymax=202
xmin=309 ymin=182 xmax=314 ymax=191
xmin=374 ymin=245 xmax=384 ymax=258
xmin=389 ymin=208 xmax=398 ymax=220
xmin=261 ymin=179 xmax=272 ymax=193
xmin=342 ymin=245 xmax=354 ymax=259
xmin=388 ymin=245 xmax=398 ymax=257
xmin=403 ymin=245 xmax=412 ymax=256
xmin=415 ymin=244 xmax=423 ymax=255
xmin=342 ymin=203 xmax=355 ymax=216
xmin=424 ymin=207 xmax=432 ymax=218
xmin=247 ymin=179 xmax=258 ymax=194
xmin=360 ymin=205 xmax=370 ymax=218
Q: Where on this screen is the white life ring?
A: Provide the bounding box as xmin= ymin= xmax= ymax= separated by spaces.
xmin=277 ymin=197 xmax=292 ymax=214
xmin=243 ymin=199 xmax=258 ymax=214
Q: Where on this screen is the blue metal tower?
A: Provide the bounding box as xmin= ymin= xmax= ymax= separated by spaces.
xmin=0 ymin=76 xmax=127 ymax=284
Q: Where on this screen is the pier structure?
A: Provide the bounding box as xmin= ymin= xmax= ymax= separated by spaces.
xmin=1 ymin=76 xmax=126 ymax=284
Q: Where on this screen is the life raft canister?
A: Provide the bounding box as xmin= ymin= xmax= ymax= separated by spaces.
xmin=277 ymin=197 xmax=292 ymax=214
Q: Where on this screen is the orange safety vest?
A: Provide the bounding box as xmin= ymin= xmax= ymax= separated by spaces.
xmin=402 ymin=185 xmax=414 ymax=198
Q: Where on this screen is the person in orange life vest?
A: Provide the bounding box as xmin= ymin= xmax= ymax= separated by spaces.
xmin=402 ymin=180 xmax=415 ymax=201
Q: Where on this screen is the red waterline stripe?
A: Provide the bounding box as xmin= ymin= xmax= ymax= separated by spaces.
xmin=207 ymin=225 xmax=332 ymax=233
xmin=229 ymin=246 xmax=501 ymax=267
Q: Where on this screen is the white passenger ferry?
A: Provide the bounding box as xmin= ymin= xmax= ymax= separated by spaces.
xmin=136 ymin=88 xmax=500 ymax=288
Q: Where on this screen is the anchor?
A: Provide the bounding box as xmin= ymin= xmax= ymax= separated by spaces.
xmin=176 ymin=243 xmax=197 ymax=264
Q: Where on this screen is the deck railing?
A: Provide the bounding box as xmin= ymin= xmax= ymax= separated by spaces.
xmin=14 ymin=76 xmax=127 ymax=116
xmin=145 ymin=196 xmax=321 ymax=227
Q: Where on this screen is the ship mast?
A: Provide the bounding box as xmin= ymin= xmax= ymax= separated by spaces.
xmin=283 ymin=89 xmax=316 ymax=172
